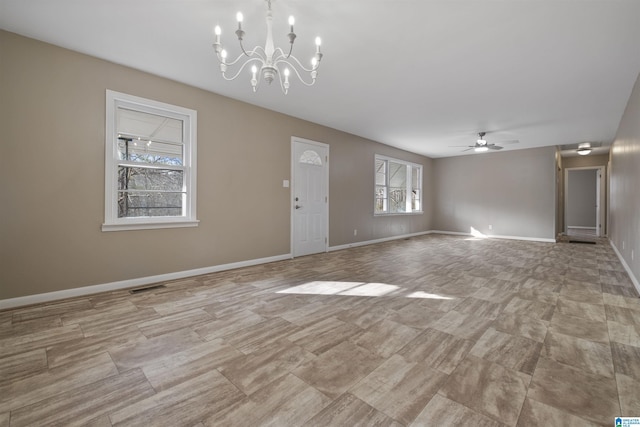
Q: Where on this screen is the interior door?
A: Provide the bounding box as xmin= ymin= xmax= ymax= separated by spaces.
xmin=292 ymin=138 xmax=328 ymax=257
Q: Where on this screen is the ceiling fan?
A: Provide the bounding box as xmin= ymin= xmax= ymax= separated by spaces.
xmin=452 ymin=132 xmax=519 ymax=153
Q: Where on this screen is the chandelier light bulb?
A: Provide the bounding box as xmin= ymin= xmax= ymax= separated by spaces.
xmin=288 ymin=16 xmax=295 ymax=26
xmin=220 ymin=49 xmax=227 ymax=61
xmin=236 ymin=12 xmax=243 ymax=23
xmin=251 ymin=65 xmax=257 ymax=74
xmin=214 ymin=25 xmax=221 ymax=36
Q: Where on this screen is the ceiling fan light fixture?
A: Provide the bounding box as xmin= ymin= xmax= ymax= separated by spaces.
xmin=475 ymin=146 xmax=489 ymax=152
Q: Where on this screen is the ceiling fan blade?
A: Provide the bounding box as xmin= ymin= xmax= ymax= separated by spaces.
xmin=461 ymin=147 xmax=474 ymax=152
xmin=488 ymin=145 xmax=503 ymax=150
xmin=497 ymin=139 xmax=519 ymax=145
xmin=449 ymin=145 xmax=474 ymax=148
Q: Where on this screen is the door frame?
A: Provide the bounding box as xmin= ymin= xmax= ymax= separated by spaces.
xmin=290 ymin=136 xmax=329 ymax=257
xmin=564 ymin=166 xmax=606 ymax=237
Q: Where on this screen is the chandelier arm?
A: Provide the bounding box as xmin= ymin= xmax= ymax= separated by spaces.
xmin=217 ymin=47 xmax=266 ymax=66
xmin=282 ymin=42 xmax=294 ymax=59
xmin=281 ymin=54 xmax=319 ymax=73
xmin=275 ymin=60 xmax=317 ymax=86
xmin=277 ymin=72 xmax=287 ymax=94
xmin=220 ymin=58 xmax=265 ymax=81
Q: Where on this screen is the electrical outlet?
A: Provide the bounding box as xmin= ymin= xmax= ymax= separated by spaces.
xmin=354 ymin=229 xmax=357 ymax=236
xmin=488 ymin=225 xmax=493 ymax=230
xmin=632 ymin=250 xmax=635 ymax=261
xmin=623 ymin=241 xmax=626 ymax=250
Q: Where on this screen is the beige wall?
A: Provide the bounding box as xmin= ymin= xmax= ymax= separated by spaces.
xmin=0 ymin=31 xmax=432 ymax=300
xmin=610 ymin=72 xmax=640 ymax=286
xmin=432 ymin=146 xmax=557 ymax=240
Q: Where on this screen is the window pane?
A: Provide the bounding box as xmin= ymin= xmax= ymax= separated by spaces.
xmin=389 ymin=162 xmax=407 ymax=187
xmin=375 ymin=185 xmax=387 ymax=213
xmin=412 ymin=167 xmax=421 ymax=211
xmin=117 ymin=139 xmax=183 ymax=166
xmin=412 ymin=167 xmax=420 ymax=188
xmin=118 ymin=166 xmax=183 ymax=191
xmin=118 ymin=191 xmax=184 ymax=218
xmin=117 ymin=107 xmax=183 ymax=144
xmin=375 ymin=159 xmax=386 ymax=185
xmin=389 ymin=188 xmax=407 ymax=213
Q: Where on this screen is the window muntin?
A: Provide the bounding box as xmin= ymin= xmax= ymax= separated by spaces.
xmin=374 ymin=155 xmax=422 ymax=214
xmin=103 ymin=90 xmax=198 ymax=231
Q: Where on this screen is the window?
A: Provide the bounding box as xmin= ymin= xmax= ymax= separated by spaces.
xmin=375 ymin=155 xmax=422 ymax=214
xmin=103 ymin=90 xmax=198 ymax=231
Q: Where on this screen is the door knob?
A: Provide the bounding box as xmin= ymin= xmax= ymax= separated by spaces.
xmin=295 ymin=205 xmax=302 ymax=209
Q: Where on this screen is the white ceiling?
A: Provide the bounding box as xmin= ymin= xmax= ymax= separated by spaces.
xmin=2 ymin=0 xmax=640 ymax=158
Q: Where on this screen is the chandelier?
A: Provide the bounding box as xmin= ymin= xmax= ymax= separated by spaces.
xmin=212 ymin=0 xmax=323 ymax=94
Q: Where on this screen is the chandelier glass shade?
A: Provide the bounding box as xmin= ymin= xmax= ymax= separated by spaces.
xmin=212 ymin=0 xmax=323 ymax=94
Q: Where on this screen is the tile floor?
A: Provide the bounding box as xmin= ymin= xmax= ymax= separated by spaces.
xmin=1 ymin=234 xmax=639 ymax=426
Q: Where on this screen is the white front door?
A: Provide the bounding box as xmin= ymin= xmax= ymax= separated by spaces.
xmin=292 ymin=138 xmax=328 ymax=257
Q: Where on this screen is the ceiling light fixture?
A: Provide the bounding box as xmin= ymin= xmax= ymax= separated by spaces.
xmin=212 ymin=0 xmax=323 ymax=95
xmin=475 ymin=134 xmax=488 ymax=152
xmin=577 ymin=142 xmax=592 ymax=156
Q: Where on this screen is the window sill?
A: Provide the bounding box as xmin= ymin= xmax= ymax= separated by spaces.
xmin=374 ymin=211 xmax=424 ymax=217
xmin=102 ymin=219 xmax=199 ymax=232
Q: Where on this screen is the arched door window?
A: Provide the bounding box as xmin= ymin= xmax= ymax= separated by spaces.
xmin=299 ymin=150 xmax=323 ymax=166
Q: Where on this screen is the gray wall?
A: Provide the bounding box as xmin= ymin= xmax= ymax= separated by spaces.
xmin=566 ymin=169 xmax=597 ymax=227
xmin=0 ymin=31 xmax=432 ymax=300
xmin=610 ymin=71 xmax=640 ymax=287
xmin=433 ymin=146 xmax=557 ymax=240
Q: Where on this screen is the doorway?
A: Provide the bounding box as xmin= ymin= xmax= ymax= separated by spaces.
xmin=564 ymin=166 xmax=605 ymax=238
xmin=291 ymin=137 xmax=329 ymax=257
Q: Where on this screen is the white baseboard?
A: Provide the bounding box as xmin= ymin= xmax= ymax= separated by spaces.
xmin=0 ymin=229 xmax=567 ymax=311
xmin=488 ymin=234 xmax=556 ymax=243
xmin=430 ymin=230 xmax=555 ymax=243
xmin=328 ymin=231 xmax=433 ymax=252
xmin=0 ymin=253 xmax=292 ymax=311
xmin=567 ymin=226 xmax=597 ymax=230
xmin=609 ymin=240 xmax=640 ymax=296
xmin=429 ymin=230 xmax=470 ymax=237
xmin=329 ymin=229 xmax=555 ymax=253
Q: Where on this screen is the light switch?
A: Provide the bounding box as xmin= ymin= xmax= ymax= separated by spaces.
xmin=283 ymin=180 xmax=290 ymax=188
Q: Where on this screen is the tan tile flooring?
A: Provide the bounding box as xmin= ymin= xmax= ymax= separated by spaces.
xmin=1 ymin=234 xmax=640 ymax=426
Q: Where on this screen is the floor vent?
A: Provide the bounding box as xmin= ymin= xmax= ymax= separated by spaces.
xmin=129 ymin=284 xmax=166 ymax=294
xmin=569 ymin=240 xmax=597 ymax=245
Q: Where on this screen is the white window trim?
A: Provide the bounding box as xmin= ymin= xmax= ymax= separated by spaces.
xmin=374 ymin=154 xmax=423 ymax=216
xmin=102 ymin=90 xmax=198 ymax=232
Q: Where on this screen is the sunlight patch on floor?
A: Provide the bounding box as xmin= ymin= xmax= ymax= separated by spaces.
xmin=278 ymin=281 xmax=452 ymax=299
xmin=465 ymin=226 xmax=488 ymax=240
xmin=406 ymin=291 xmax=454 ymax=300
